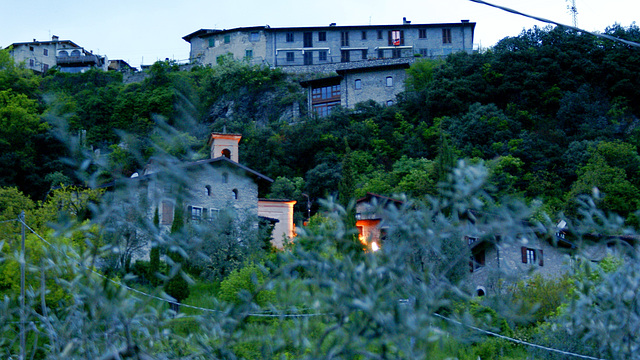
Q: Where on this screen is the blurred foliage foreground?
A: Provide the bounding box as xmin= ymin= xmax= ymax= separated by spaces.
xmin=1 ymin=150 xmax=639 ymax=360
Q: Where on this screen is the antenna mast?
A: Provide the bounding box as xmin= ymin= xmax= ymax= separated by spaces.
xmin=566 ymin=0 xmax=578 ymax=27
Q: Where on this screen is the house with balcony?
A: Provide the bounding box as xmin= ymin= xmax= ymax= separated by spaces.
xmin=6 ymin=35 xmax=107 ymax=74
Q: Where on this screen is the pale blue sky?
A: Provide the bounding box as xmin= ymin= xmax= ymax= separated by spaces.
xmin=1 ymin=0 xmax=637 ymax=69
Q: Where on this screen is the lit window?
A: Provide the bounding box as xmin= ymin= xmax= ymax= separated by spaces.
xmin=355 ymin=79 xmax=362 ymax=90
xmin=442 ymin=28 xmax=452 ymax=44
xmin=318 ymin=32 xmax=326 ymax=41
xmin=286 ymin=32 xmax=294 ymax=42
xmin=286 ymin=52 xmax=294 ymax=62
xmin=386 ymin=76 xmax=393 ymax=87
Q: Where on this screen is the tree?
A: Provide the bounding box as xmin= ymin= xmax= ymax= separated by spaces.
xmin=165 ymin=199 xmax=190 ymax=312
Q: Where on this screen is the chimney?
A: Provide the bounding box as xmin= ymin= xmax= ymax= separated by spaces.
xmin=461 ymin=20 xmax=470 ymax=23
xmin=52 ymin=35 xmax=59 ymax=41
xmin=208 ymin=132 xmax=242 ymax=162
xmin=329 ymin=23 xmax=336 ymax=26
xmin=403 ymin=17 xmax=411 ymax=25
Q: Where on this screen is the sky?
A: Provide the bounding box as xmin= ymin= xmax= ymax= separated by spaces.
xmin=1 ymin=0 xmax=638 ymax=70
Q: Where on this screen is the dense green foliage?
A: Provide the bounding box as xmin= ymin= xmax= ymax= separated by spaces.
xmin=2 ymin=23 xmax=640 ymax=359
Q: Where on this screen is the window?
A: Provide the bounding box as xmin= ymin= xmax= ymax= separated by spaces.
xmin=224 ymin=35 xmax=230 ymax=44
xmin=286 ymin=32 xmax=294 ymax=42
xmin=419 ymin=28 xmax=427 ymax=39
xmin=286 ymin=52 xmax=295 ymax=62
xmin=245 ymin=49 xmax=253 ymax=59
xmin=208 ymin=38 xmax=215 ymax=47
xmin=377 ymin=30 xmax=383 ymax=39
xmin=43 ymin=64 xmax=48 ymax=72
xmin=250 ymin=32 xmax=260 ymax=42
xmin=419 ymin=48 xmax=428 ymax=57
xmin=521 ymin=247 xmax=544 ymax=266
xmin=361 ymin=31 xmax=367 ymax=40
xmin=341 ymin=31 xmax=349 ymax=46
xmin=378 ymin=49 xmax=385 ymax=59
xmin=190 ymin=206 xmax=202 ymax=221
xmin=341 ymin=50 xmax=350 ymax=63
xmin=43 ymin=48 xmax=48 ymax=56
xmin=209 ymin=208 xmax=220 ymax=220
xmin=388 ymin=30 xmax=404 ymax=46
xmin=29 ymin=46 xmax=34 ymax=51
xmin=318 ymin=51 xmax=327 ymax=61
xmin=470 ymin=250 xmax=485 ymax=272
xmin=222 ymin=173 xmax=228 ymax=183
xmin=386 ymin=76 xmax=393 ymax=87
xmin=221 ymin=148 xmax=231 ymax=159
xmin=303 ymin=32 xmax=313 ymax=47
xmin=29 ymin=59 xmax=34 ymax=67
xmin=161 ymin=200 xmax=174 ymax=225
xmin=442 ymin=28 xmax=452 ymax=44
xmin=355 ymin=79 xmax=362 ymax=90
xmin=467 ymin=236 xmax=478 ymax=245
xmin=304 ymin=52 xmax=313 ymax=65
xmin=205 ymin=185 xmax=211 ymax=196
xmin=386 ymin=100 xmax=394 ymax=106
xmin=232 ymin=189 xmax=238 ymax=200
xmin=361 ymin=49 xmax=368 ymax=60
xmin=318 ymin=31 xmax=326 ymax=41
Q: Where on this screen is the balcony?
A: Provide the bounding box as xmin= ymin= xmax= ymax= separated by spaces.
xmin=56 ymin=54 xmax=99 ymax=66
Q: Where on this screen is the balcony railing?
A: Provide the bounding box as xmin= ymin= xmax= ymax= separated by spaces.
xmin=56 ymin=55 xmax=99 ymax=66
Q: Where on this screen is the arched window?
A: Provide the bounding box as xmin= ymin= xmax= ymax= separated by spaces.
xmin=476 ymin=287 xmax=486 ymax=297
xmin=386 ymin=76 xmax=393 ymax=87
xmin=221 ymin=148 xmax=231 ymax=159
xmin=205 ymin=185 xmax=211 ymax=196
xmin=71 ymin=49 xmax=81 ymax=57
xmin=232 ymin=189 xmax=238 ymax=200
xmin=222 ymin=173 xmax=228 ymax=184
xmin=58 ymin=50 xmax=68 ymax=57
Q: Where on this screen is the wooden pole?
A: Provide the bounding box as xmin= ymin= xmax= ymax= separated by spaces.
xmin=19 ymin=210 xmax=26 ymax=360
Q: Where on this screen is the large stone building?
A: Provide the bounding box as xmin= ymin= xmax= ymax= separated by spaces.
xmin=6 ymin=35 xmax=108 ymax=74
xmin=183 ymin=18 xmax=476 ymax=113
xmin=183 ymin=18 xmax=476 ymax=70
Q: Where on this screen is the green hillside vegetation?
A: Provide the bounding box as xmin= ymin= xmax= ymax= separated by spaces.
xmin=1 ymin=24 xmax=640 ymax=359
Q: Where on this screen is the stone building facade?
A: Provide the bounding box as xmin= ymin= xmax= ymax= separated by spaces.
xmin=137 ymin=133 xmax=295 ymax=253
xmin=183 ymin=18 xmax=476 ymax=70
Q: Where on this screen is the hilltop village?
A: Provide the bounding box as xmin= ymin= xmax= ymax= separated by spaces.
xmin=2 ymin=18 xmax=640 ymax=360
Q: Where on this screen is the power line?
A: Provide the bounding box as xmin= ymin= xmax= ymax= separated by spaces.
xmin=433 ymin=313 xmax=607 ymax=360
xmin=14 ymin=217 xmax=612 ymax=357
xmin=469 ymin=0 xmax=640 ymax=48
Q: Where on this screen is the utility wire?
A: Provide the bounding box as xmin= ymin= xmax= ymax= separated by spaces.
xmin=468 ymin=0 xmax=640 ymax=48
xmin=433 ymin=313 xmax=607 ymax=360
xmin=17 ymin=218 xmax=612 ymax=357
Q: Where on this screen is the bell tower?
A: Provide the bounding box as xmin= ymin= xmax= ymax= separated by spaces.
xmin=208 ymin=132 xmax=242 ymax=162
